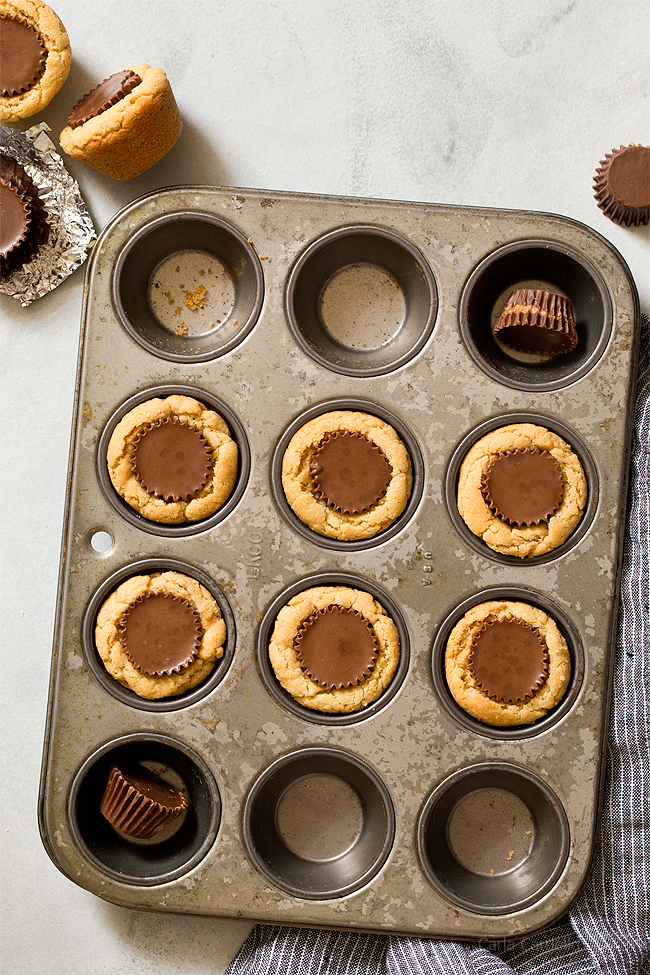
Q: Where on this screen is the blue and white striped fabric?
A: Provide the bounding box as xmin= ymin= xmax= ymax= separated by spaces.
xmin=227 ymin=314 xmax=650 ymax=975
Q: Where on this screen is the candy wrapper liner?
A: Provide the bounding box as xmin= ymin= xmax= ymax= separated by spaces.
xmin=1 ymin=123 xmax=96 ymax=305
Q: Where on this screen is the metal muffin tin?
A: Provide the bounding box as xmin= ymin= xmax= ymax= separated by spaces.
xmin=39 ymin=185 xmax=639 ymax=939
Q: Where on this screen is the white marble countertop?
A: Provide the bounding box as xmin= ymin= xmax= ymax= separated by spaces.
xmin=2 ymin=2 xmax=648 ymax=973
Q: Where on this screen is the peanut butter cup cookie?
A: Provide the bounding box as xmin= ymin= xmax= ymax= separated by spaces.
xmin=456 ymin=422 xmax=587 ymax=558
xmin=1 ymin=0 xmax=70 ymax=121
xmin=95 ymin=570 xmax=226 ymax=700
xmin=281 ymin=410 xmax=412 ymax=541
xmin=268 ymin=585 xmax=400 ymax=713
xmin=106 ymin=394 xmax=238 ymax=524
xmin=59 ymin=63 xmax=182 ymax=179
xmin=445 ymin=599 xmax=570 ymax=726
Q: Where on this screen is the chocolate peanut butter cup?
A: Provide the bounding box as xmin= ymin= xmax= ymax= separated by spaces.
xmin=0 ymin=15 xmax=47 ymax=97
xmin=118 ymin=591 xmax=202 ymax=676
xmin=1 ymin=155 xmax=49 ymax=276
xmin=294 ymin=605 xmax=379 ymax=689
xmin=493 ymin=289 xmax=578 ymax=355
xmin=309 ymin=431 xmax=391 ymax=514
xmin=100 ymin=763 xmax=188 ymax=838
xmin=68 ymin=69 xmax=143 ymax=128
xmin=593 ymin=144 xmax=650 ymax=227
xmin=130 ymin=417 xmax=213 ymax=503
xmin=0 ymin=179 xmax=30 ymax=258
xmin=468 ymin=617 xmax=549 ymax=703
xmin=481 ymin=448 xmax=564 ymax=527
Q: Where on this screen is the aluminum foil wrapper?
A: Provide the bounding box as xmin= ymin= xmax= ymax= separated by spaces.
xmin=1 ymin=123 xmax=96 ymax=305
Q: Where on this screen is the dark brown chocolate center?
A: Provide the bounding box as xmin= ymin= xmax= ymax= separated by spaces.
xmin=0 ymin=16 xmax=47 ymax=97
xmin=0 ymin=180 xmax=29 ymax=257
xmin=309 ymin=431 xmax=391 ymax=514
xmin=118 ymin=591 xmax=202 ymax=676
xmin=294 ymin=604 xmax=379 ymax=689
xmin=68 ymin=69 xmax=142 ymax=128
xmin=481 ymin=448 xmax=564 ymax=527
xmin=130 ymin=418 xmax=213 ymax=503
xmin=468 ymin=617 xmax=549 ymax=703
xmin=607 ymin=146 xmax=650 ymax=209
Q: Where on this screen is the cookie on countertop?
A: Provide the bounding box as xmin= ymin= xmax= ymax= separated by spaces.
xmin=0 ymin=0 xmax=71 ymax=121
xmin=456 ymin=422 xmax=587 ymax=558
xmin=268 ymin=585 xmax=400 ymax=713
xmin=281 ymin=410 xmax=412 ymax=541
xmin=445 ymin=599 xmax=571 ymax=727
xmin=95 ymin=570 xmax=226 ymax=700
xmin=59 ymin=63 xmax=182 ymax=179
xmin=106 ymin=394 xmax=238 ymax=524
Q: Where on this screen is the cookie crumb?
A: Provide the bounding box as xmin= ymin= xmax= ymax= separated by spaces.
xmin=507 ymin=850 xmax=514 ymax=861
xmin=183 ymin=285 xmax=208 ymax=310
xmin=175 ymin=321 xmax=188 ymax=336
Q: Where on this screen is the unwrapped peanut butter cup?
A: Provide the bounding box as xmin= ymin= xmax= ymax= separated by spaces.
xmin=0 ymin=179 xmax=29 ymax=258
xmin=493 ymin=289 xmax=578 ymax=355
xmin=481 ymin=448 xmax=564 ymax=527
xmin=294 ymin=604 xmax=379 ymax=690
xmin=468 ymin=616 xmax=549 ymax=704
xmin=68 ymin=69 xmax=142 ymax=128
xmin=118 ymin=591 xmax=202 ymax=676
xmin=309 ymin=431 xmax=391 ymax=514
xmin=593 ymin=144 xmax=650 ymax=227
xmin=130 ymin=417 xmax=213 ymax=503
xmin=100 ymin=763 xmax=188 ymax=838
xmin=0 ymin=15 xmax=47 ymax=97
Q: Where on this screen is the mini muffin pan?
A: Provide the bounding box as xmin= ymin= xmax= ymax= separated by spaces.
xmin=39 ymin=186 xmax=639 ymax=939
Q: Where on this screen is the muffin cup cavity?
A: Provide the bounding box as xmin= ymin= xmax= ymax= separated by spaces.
xmin=243 ymin=747 xmax=395 ymax=898
xmin=112 ymin=211 xmax=264 ymax=361
xmin=272 ymin=399 xmax=424 ymax=551
xmin=286 ymin=225 xmax=438 ymax=376
xmin=257 ymin=573 xmax=410 ymax=726
xmin=417 ymin=763 xmax=570 ymax=914
xmin=68 ymin=733 xmax=220 ymax=886
xmin=446 ymin=412 xmax=598 ymax=565
xmin=97 ymin=385 xmax=250 ymax=537
xmin=431 ymin=587 xmax=584 ymax=740
xmin=82 ymin=558 xmax=236 ymax=712
xmin=460 ymin=240 xmax=612 ymax=390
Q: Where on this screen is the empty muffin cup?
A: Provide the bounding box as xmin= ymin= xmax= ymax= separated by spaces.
xmin=82 ymin=558 xmax=236 ymax=712
xmin=112 ymin=211 xmax=264 ymax=361
xmin=243 ymin=747 xmax=395 ymax=898
xmin=459 ymin=239 xmax=613 ymax=390
xmin=286 ymin=225 xmax=437 ymax=376
xmin=68 ymin=733 xmax=220 ymax=885
xmin=417 ymin=762 xmax=569 ymax=914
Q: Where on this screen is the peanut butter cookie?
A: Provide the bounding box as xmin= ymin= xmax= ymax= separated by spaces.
xmin=268 ymin=585 xmax=400 ymax=713
xmin=1 ymin=0 xmax=71 ymax=121
xmin=281 ymin=410 xmax=412 ymax=541
xmin=445 ymin=599 xmax=570 ymax=726
xmin=456 ymin=422 xmax=587 ymax=558
xmin=106 ymin=394 xmax=238 ymax=524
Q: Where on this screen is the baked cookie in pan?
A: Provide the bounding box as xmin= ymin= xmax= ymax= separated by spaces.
xmin=268 ymin=585 xmax=400 ymax=713
xmin=59 ymin=63 xmax=182 ymax=179
xmin=95 ymin=570 xmax=226 ymax=700
xmin=281 ymin=410 xmax=412 ymax=541
xmin=445 ymin=599 xmax=571 ymax=727
xmin=0 ymin=0 xmax=71 ymax=121
xmin=456 ymin=422 xmax=587 ymax=558
xmin=106 ymin=394 xmax=238 ymax=524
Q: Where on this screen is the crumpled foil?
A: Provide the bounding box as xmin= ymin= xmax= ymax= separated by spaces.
xmin=1 ymin=123 xmax=96 ymax=305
